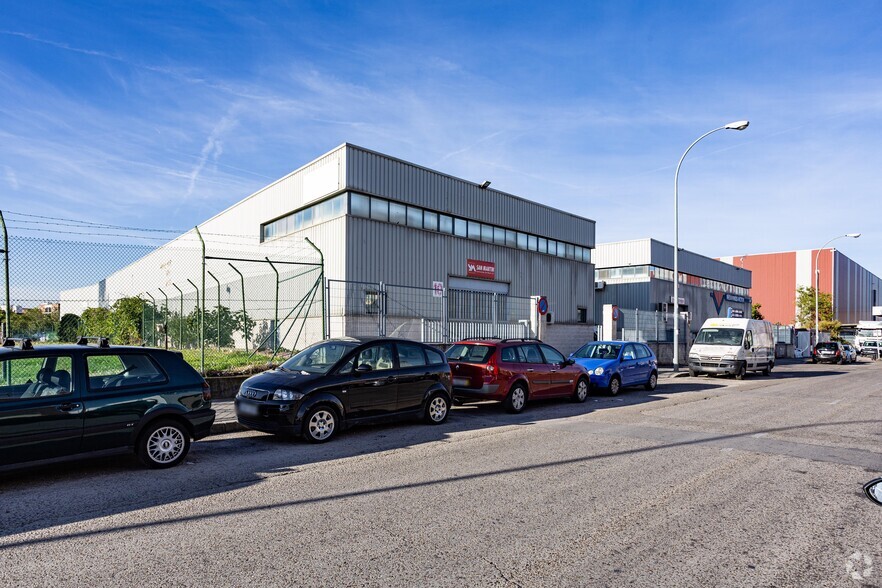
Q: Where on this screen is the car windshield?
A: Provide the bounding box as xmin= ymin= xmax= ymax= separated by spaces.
xmin=815 ymin=342 xmax=838 ymax=351
xmin=280 ymin=341 xmax=358 ymax=374
xmin=865 ymin=341 xmax=879 ymax=348
xmin=446 ymin=344 xmax=495 ymax=363
xmin=572 ymin=343 xmax=622 ymax=359
xmin=695 ymin=328 xmax=744 ymax=346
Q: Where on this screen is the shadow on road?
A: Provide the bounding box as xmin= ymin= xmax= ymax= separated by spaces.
xmin=2 ymin=412 xmax=880 ymax=551
xmin=0 ymin=378 xmax=729 ymax=539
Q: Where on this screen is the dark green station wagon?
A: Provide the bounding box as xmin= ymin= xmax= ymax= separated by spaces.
xmin=0 ymin=337 xmax=215 ymax=470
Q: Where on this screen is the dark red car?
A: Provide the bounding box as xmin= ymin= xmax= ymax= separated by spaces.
xmin=445 ymin=338 xmax=591 ymax=413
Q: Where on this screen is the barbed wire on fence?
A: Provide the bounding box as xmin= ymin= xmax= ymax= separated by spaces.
xmin=0 ymin=211 xmax=325 ymax=375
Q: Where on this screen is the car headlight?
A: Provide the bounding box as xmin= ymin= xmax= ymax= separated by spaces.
xmin=273 ymin=389 xmax=304 ymax=401
xmin=722 ymin=354 xmax=737 ymax=360
xmin=593 ymin=367 xmax=604 ymax=376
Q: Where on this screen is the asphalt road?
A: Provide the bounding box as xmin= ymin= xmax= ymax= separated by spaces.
xmin=1 ymin=360 xmax=881 ymax=587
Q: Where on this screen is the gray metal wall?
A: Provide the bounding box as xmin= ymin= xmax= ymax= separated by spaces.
xmin=834 ymin=250 xmax=882 ymax=324
xmin=595 ymin=238 xmax=751 ymax=288
xmin=594 ymin=279 xmax=751 ymax=334
xmin=344 ymin=144 xmax=595 ymax=247
xmin=345 ymin=217 xmax=594 ymax=323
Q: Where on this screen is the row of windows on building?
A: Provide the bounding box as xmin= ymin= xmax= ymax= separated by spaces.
xmin=261 ymin=192 xmax=591 ymax=263
xmin=595 ymin=265 xmax=749 ymax=296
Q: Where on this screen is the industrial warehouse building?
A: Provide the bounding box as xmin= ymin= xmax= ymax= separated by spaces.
xmin=61 ymin=144 xmax=598 ymax=354
xmin=718 ymin=249 xmax=882 ymax=325
xmin=594 ymin=238 xmax=753 ymax=350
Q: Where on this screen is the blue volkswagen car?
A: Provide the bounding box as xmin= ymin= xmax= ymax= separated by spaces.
xmin=569 ymin=341 xmax=658 ymax=395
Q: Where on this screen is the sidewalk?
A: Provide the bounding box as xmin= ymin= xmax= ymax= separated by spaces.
xmin=209 ymin=368 xmax=691 ymax=436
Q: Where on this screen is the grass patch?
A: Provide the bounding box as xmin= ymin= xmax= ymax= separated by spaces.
xmin=179 ymin=349 xmax=282 ymax=376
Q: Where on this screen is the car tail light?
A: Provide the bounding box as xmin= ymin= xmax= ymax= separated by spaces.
xmin=835 ymin=349 xmax=841 ymax=357
xmin=202 ymin=381 xmax=212 ymax=401
xmin=484 ymin=354 xmax=498 ymax=377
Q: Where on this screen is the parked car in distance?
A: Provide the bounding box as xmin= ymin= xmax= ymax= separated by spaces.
xmin=235 ymin=337 xmax=452 ymax=442
xmin=860 ymin=340 xmax=880 ymax=360
xmin=569 ymin=341 xmax=658 ymax=395
xmin=841 ymin=344 xmax=858 ymax=364
xmin=812 ymin=342 xmax=845 ymax=364
xmin=446 ymin=338 xmax=590 ymax=413
xmin=0 ymin=337 xmax=215 ymax=471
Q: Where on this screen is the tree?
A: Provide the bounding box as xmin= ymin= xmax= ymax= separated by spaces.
xmin=795 ymin=286 xmax=833 ymax=329
xmin=81 ymin=307 xmax=113 ymax=338
xmin=58 ymin=313 xmax=80 ymax=342
xmin=110 ymin=297 xmax=143 ymax=345
xmin=751 ymin=303 xmax=764 ymax=320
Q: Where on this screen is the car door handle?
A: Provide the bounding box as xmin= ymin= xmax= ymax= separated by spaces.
xmin=56 ymin=402 xmax=82 ymax=413
xmin=526 ymin=368 xmax=534 ymax=372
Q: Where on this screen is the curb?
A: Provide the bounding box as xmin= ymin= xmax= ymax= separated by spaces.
xmin=210 ymin=421 xmax=245 ymax=435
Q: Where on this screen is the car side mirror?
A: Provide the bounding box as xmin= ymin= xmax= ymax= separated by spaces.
xmin=744 ymin=341 xmax=751 ymax=350
xmin=355 ymin=364 xmax=373 ymax=373
xmin=864 ymin=478 xmax=882 ymax=506
xmin=563 ymin=358 xmax=574 ymax=366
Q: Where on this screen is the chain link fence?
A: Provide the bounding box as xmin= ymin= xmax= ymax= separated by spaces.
xmin=0 ymin=210 xmax=324 ymax=375
xmin=616 ymin=308 xmax=690 ymax=343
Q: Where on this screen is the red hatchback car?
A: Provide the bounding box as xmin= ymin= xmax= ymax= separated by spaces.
xmin=445 ymin=338 xmax=592 ymax=413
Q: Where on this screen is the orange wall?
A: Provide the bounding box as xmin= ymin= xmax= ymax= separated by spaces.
xmin=737 ymin=252 xmax=796 ymax=324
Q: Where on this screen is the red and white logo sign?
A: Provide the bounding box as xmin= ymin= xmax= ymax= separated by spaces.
xmin=467 ymin=259 xmax=496 ymax=280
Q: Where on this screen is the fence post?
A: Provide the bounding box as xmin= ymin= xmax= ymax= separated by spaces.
xmin=172 ymin=283 xmax=183 ymax=350
xmin=492 ymin=293 xmax=499 ymax=337
xmin=144 ymin=293 xmax=156 ymax=346
xmin=228 ymin=263 xmax=248 ymax=353
xmin=0 ymin=210 xmax=10 ymax=340
xmin=303 ymin=237 xmax=326 ymax=340
xmin=266 ymin=257 xmax=280 ymax=352
xmin=379 ymin=282 xmax=386 ymax=337
xmin=207 ymin=270 xmax=220 ymax=350
xmin=655 ymin=310 xmax=659 ymax=342
xmin=187 ymin=279 xmax=201 ymax=371
xmin=195 ymin=227 xmax=206 ymax=374
xmin=158 ymin=288 xmax=169 ymax=349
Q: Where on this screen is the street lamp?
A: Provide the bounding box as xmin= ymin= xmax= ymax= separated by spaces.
xmin=814 ymin=233 xmax=861 ymax=343
xmin=673 ymin=120 xmax=749 ymax=370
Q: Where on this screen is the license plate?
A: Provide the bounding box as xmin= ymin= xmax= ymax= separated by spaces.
xmin=453 ymin=377 xmax=470 ymax=387
xmin=238 ymin=402 xmax=260 ymax=416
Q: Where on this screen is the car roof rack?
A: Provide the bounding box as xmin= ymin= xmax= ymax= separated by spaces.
xmin=76 ymin=336 xmax=110 ymax=348
xmin=499 ymin=337 xmax=542 ymax=343
xmin=2 ymin=338 xmax=34 ymax=350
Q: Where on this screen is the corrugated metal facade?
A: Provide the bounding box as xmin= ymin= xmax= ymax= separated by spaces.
xmin=347 ymin=217 xmax=593 ymax=322
xmin=718 ymin=249 xmax=882 ymax=325
xmin=594 ymin=238 xmax=751 ymax=288
xmin=345 ymin=145 xmax=594 ymax=247
xmin=834 ymin=251 xmax=882 ymax=324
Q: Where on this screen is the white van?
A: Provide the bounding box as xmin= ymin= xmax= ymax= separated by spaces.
xmin=688 ymin=318 xmax=775 ymax=379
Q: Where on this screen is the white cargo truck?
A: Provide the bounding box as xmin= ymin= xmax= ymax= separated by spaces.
xmin=688 ymin=318 xmax=775 ymax=379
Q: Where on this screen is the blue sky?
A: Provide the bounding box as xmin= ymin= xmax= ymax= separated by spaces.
xmin=2 ymin=1 xmax=881 ymax=272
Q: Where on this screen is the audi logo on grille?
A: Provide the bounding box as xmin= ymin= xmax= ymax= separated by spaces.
xmin=241 ymin=388 xmax=265 ymax=399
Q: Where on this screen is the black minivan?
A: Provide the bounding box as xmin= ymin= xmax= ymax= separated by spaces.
xmin=0 ymin=338 xmax=214 ymax=470
xmin=235 ymin=337 xmax=452 ymax=442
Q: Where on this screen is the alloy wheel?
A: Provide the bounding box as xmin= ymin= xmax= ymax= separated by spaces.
xmin=428 ymin=396 xmax=448 ymax=422
xmin=147 ymin=426 xmax=185 ymax=464
xmin=308 ymin=409 xmax=336 ymax=441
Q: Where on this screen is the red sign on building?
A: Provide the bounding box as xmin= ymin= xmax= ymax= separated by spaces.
xmin=467 ymin=259 xmax=496 ymax=280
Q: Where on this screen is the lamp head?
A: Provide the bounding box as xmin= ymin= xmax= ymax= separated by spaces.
xmin=846 ymin=233 xmax=861 ymax=238
xmin=724 ymin=120 xmax=750 ymax=131
xmin=479 ymin=180 xmax=491 ymax=189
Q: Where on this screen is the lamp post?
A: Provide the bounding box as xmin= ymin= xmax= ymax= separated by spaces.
xmin=814 ymin=233 xmax=860 ymax=343
xmin=673 ymin=120 xmax=749 ymax=370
